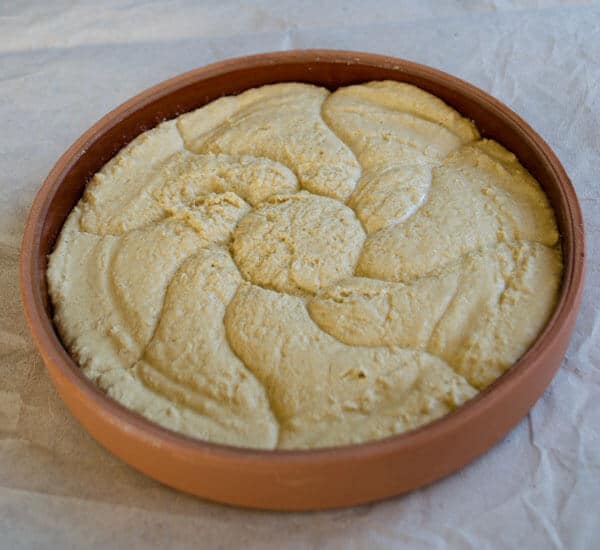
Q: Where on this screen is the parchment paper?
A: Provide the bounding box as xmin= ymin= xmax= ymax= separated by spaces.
xmin=1 ymin=1 xmax=599 ymax=548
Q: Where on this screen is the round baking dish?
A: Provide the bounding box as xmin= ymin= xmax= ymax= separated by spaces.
xmin=20 ymin=50 xmax=585 ymax=511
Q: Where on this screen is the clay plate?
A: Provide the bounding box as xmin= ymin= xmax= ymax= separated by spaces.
xmin=20 ymin=50 xmax=585 ymax=511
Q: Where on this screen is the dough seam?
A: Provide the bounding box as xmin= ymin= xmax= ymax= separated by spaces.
xmin=223 ymin=284 xmax=284 ymax=444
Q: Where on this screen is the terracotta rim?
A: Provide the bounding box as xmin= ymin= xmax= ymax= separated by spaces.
xmin=20 ymin=50 xmax=585 ymax=510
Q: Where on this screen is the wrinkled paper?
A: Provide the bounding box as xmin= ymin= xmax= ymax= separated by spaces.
xmin=1 ymin=1 xmax=599 ymax=547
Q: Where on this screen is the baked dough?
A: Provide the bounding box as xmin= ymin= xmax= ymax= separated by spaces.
xmin=47 ymin=82 xmax=562 ymax=449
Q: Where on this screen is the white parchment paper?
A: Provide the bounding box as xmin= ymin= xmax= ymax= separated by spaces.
xmin=1 ymin=1 xmax=599 ymax=548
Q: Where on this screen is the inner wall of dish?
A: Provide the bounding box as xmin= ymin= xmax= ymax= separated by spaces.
xmin=37 ymin=59 xmax=572 ymax=318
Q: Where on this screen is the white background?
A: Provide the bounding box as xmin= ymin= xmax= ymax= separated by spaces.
xmin=1 ymin=1 xmax=599 ymax=548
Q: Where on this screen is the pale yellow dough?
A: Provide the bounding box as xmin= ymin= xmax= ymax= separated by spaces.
xmin=47 ymin=82 xmax=562 ymax=449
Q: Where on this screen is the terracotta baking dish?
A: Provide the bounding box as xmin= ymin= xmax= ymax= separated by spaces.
xmin=20 ymin=50 xmax=584 ymax=511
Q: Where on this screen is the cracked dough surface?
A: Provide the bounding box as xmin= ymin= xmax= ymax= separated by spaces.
xmin=47 ymin=81 xmax=562 ymax=449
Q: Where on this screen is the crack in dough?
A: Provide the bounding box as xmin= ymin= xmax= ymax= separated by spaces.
xmin=348 ymin=163 xmax=433 ymax=233
xmin=48 ymin=212 xmax=209 ymax=371
xmin=322 ymin=81 xmax=480 ymax=233
xmin=309 ymin=241 xmax=562 ymax=389
xmin=177 ymin=83 xmax=361 ymax=202
xmin=47 ymin=81 xmax=562 ymax=449
xmin=225 ymin=283 xmax=477 ymax=449
xmin=80 ymin=146 xmax=299 ymax=236
xmin=137 ymin=247 xmax=279 ymax=448
xmin=357 ymin=139 xmax=560 ymax=283
xmin=79 ymin=119 xmax=184 ymax=235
